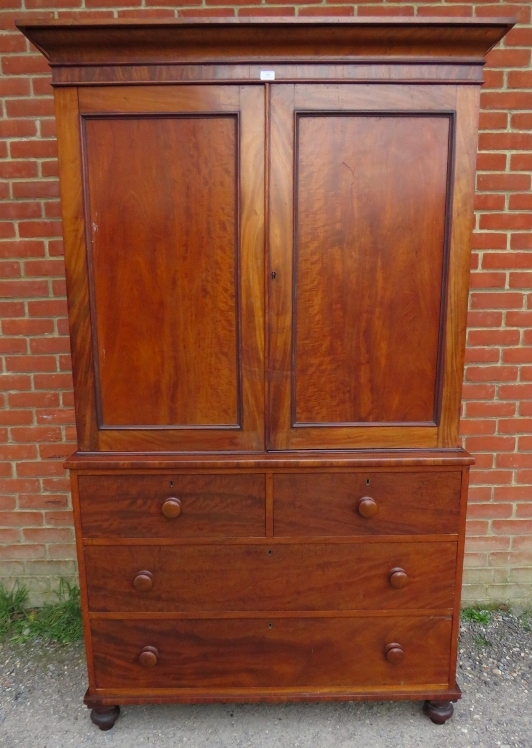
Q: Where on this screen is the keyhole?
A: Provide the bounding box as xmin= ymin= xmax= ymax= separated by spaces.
xmin=169 ymin=481 xmax=173 ymax=487
xmin=366 ymin=479 xmax=370 ymax=485
xmin=268 ymin=549 xmax=272 ymax=556
xmin=271 ymin=271 xmax=276 ymax=279
xmin=268 ymin=622 xmax=273 ymax=629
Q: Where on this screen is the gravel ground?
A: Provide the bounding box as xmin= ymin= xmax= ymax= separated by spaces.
xmin=0 ymin=610 xmax=531 ymax=748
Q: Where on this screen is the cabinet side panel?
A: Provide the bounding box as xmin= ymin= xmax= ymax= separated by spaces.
xmin=84 ymin=115 xmax=240 ymax=428
xmin=294 ymin=114 xmax=450 ymax=426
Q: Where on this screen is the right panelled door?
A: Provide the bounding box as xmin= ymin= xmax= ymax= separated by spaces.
xmin=268 ymin=84 xmax=479 ymax=451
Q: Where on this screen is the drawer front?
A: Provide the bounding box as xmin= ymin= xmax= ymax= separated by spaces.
xmin=85 ymin=542 xmax=456 ymax=612
xmin=78 ymin=474 xmax=266 ymax=538
xmin=274 ymin=472 xmax=462 ymax=536
xmin=91 ymin=615 xmax=452 ymax=689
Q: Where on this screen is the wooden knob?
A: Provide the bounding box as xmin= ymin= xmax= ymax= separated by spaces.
xmin=384 ymin=643 xmax=404 ymax=665
xmin=138 ymin=646 xmax=158 ymax=668
xmin=133 ymin=570 xmax=153 ymax=592
xmin=357 ymin=496 xmax=378 ymax=518
xmin=161 ymin=497 xmax=182 ymax=519
xmin=389 ymin=567 xmax=409 ymax=589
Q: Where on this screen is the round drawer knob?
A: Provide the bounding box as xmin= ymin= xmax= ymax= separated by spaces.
xmin=133 ymin=570 xmax=153 ymax=592
xmin=384 ymin=642 xmax=405 ymax=665
xmin=161 ymin=497 xmax=182 ymax=519
xmin=388 ymin=567 xmax=409 ymax=589
xmin=357 ymin=496 xmax=378 ymax=518
xmin=138 ymin=646 xmax=158 ymax=668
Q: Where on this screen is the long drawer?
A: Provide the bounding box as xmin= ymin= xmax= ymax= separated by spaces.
xmin=273 ymin=472 xmax=462 ymax=536
xmin=90 ymin=615 xmax=452 ymax=690
xmin=78 ymin=474 xmax=266 ymax=538
xmin=85 ymin=542 xmax=456 ymax=612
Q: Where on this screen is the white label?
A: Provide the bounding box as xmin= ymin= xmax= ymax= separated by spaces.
xmin=260 ymin=70 xmax=275 ymax=81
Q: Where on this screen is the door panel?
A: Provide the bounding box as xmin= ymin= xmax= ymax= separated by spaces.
xmin=71 ymin=86 xmax=265 ymax=451
xmin=268 ymin=84 xmax=470 ymax=450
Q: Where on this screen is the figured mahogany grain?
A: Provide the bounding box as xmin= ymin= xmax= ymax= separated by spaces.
xmin=84 ymin=542 xmax=456 ymax=612
xmin=85 ymin=115 xmax=239 ymax=428
xmin=78 ymin=474 xmax=265 ymax=538
xmin=294 ymin=114 xmax=449 ymax=425
xmin=90 ymin=615 xmax=452 ymax=689
xmin=273 ymin=472 xmax=462 ymax=536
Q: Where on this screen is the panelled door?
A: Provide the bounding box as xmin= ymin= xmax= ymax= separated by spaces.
xmin=63 ymin=85 xmax=265 ymax=452
xmin=268 ymin=84 xmax=478 ymax=450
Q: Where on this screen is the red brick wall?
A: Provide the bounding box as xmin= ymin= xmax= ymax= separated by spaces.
xmin=1 ymin=1 xmax=531 ymax=605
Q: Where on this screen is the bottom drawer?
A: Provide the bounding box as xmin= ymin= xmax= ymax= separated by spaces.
xmin=91 ymin=615 xmax=452 ymax=690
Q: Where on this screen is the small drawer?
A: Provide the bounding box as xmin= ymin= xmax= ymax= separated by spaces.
xmin=273 ymin=471 xmax=462 ymax=536
xmin=85 ymin=541 xmax=456 ymax=612
xmin=91 ymin=615 xmax=452 ymax=690
xmin=78 ymin=473 xmax=265 ymax=538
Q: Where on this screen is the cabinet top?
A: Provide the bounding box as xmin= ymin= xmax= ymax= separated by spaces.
xmin=17 ymin=16 xmax=514 ymax=67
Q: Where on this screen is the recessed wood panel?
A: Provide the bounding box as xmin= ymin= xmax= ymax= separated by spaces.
xmin=84 ymin=115 xmax=239 ymax=428
xmin=91 ymin=615 xmax=452 ymax=689
xmin=294 ymin=114 xmax=450 ymax=425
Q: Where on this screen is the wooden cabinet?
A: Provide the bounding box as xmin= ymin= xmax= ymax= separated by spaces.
xmin=18 ymin=16 xmax=513 ymax=731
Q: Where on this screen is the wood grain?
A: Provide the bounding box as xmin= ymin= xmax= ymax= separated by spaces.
xmin=84 ymin=542 xmax=457 ymax=612
xmin=78 ymin=473 xmax=265 ymax=538
xmin=273 ymin=472 xmax=462 ymax=536
xmin=90 ymin=615 xmax=452 ymax=689
xmin=293 ymin=113 xmax=450 ymax=425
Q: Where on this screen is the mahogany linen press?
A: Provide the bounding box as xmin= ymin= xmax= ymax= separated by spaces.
xmin=17 ymin=16 xmax=514 ymax=730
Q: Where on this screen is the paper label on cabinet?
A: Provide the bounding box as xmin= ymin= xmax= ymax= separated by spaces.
xmin=260 ymin=70 xmax=275 ymax=81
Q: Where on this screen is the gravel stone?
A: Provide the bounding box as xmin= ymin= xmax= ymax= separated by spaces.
xmin=0 ymin=611 xmax=530 ymax=748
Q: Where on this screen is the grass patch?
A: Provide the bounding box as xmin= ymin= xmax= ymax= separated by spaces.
xmin=0 ymin=579 xmax=83 ymax=644
xmin=461 ymin=606 xmax=492 ymax=625
xmin=473 ymin=634 xmax=492 ymax=648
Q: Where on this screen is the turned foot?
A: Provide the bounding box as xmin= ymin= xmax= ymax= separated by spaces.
xmin=423 ymin=700 xmax=454 ymax=725
xmin=90 ymin=705 xmax=120 ymax=731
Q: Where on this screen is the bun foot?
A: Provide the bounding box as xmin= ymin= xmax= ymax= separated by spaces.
xmin=90 ymin=705 xmax=120 ymax=731
xmin=423 ymin=700 xmax=454 ymax=725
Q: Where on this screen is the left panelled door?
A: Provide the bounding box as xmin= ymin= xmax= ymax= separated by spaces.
xmin=56 ymin=85 xmax=265 ymax=452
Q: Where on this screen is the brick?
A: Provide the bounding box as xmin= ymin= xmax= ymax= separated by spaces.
xmin=28 ymin=299 xmax=68 ymax=317
xmin=516 ymin=504 xmax=532 ymax=518
xmin=23 ymin=259 xmax=65 ymax=277
xmin=471 ymin=232 xmax=507 ymax=250
xmin=465 ymin=436 xmax=516 ymax=453
xmin=470 ymin=292 xmax=524 ymax=309
xmin=482 ymin=69 xmax=504 ymax=89
xmin=357 ymin=6 xmax=415 ymax=15
xmin=473 ymin=194 xmax=505 ymax=212
xmin=464 ymin=348 xmax=499 ymax=363
xmin=33 ymin=373 xmax=74 ymax=390
xmin=43 ymin=510 xmax=74 ymax=526
xmin=5 ymin=356 xmax=57 ymax=373
xmin=0 ymin=302 xmax=24 ymax=318
xmin=509 ymin=273 xmax=532 ymax=289
xmin=178 ymin=8 xmax=236 ymax=16
xmin=492 ymin=519 xmax=532 ymax=536
xmin=3 ymin=319 xmax=54 ymax=335
xmin=0 ymin=544 xmax=45 ymax=559
xmin=30 ymin=337 xmax=70 ymax=354
xmin=237 ymin=7 xmax=297 ymax=15
xmin=459 ymin=419 xmax=496 ymax=435
xmin=506 ymin=27 xmax=532 ymax=47
xmin=417 ymin=6 xmax=473 ymax=17
xmin=0 ymin=410 xmax=33 ymax=426
xmin=499 ymin=418 xmax=532 ymax=434
xmin=19 ymin=494 xmax=68 ymax=510
xmin=466 ymin=401 xmax=516 ymax=418
xmin=0 ymin=445 xmax=37 ymax=460
xmin=465 ymin=536 xmax=511 ymax=552
xmin=500 ymin=383 xmax=532 ymax=400
xmin=482 ymin=132 xmax=532 ymax=153
xmin=0 ymin=338 xmax=27 ymax=354
xmin=23 ymin=527 xmax=72 ymax=543
xmin=467 ymin=503 xmax=513 ymax=520
xmin=484 ymin=252 xmax=532 ymax=270
xmin=299 ymin=6 xmax=355 ymax=15
xmin=509 ymin=194 xmax=532 ymax=210
xmin=480 ymin=214 xmax=532 ymax=231
xmin=503 ymin=347 xmax=532 ymax=364
xmin=36 ymin=408 xmax=75 ymax=425
xmin=475 ymin=4 xmax=530 ymax=23
xmin=42 ymin=477 xmax=70 ymax=492
xmin=47 ymin=543 xmax=76 ymax=559
xmin=0 ymin=202 xmax=42 ymax=221
xmin=468 ymin=330 xmax=519 ymax=346
xmin=6 ymin=97 xmax=55 ymax=118
xmin=477 ymin=173 xmax=530 ymax=191
xmin=494 ymin=486 xmax=532 ymax=502
xmin=461 ymin=383 xmax=496 ymax=400
xmin=0 ymin=374 xmax=32 ymax=391
xmin=511 ymin=233 xmax=532 ymax=250
xmin=0 ymin=240 xmax=45 ymax=258
xmin=0 ymin=529 xmax=21 ymax=543
xmin=10 ymin=426 xmax=62 ymax=443
xmin=12 ymin=180 xmax=60 ymax=200
xmin=467 ymin=486 xmax=492 ymax=503
xmin=38 ymin=444 xmax=73 ymax=461
xmin=16 ymin=460 xmax=66 ymax=477
xmin=0 ymin=119 xmax=37 ymax=138
xmin=477 ymin=153 xmax=507 ymax=171
xmin=0 ymin=511 xmax=43 ymax=527
xmin=513 ymin=536 xmax=532 ymax=551
xmin=485 ymin=48 xmax=531 ymax=68
xmin=470 ymin=465 xmax=512 ymax=486
xmin=467 ymin=311 xmax=503 ymax=327
xmin=466 ymin=366 xmax=517 ymax=382
xmin=481 ymin=91 xmax=532 ymax=111
xmin=466 ymin=520 xmax=489 ymax=535
xmin=2 ymin=54 xmax=50 ymax=75
xmin=9 ymin=139 xmax=58 ymax=159
xmin=512 ymin=113 xmax=532 ymax=130
xmin=516 ymin=470 xmax=532 ymax=484
xmin=0 ymin=161 xmax=39 ymax=179
xmin=511 ymin=154 xmax=532 ymax=171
